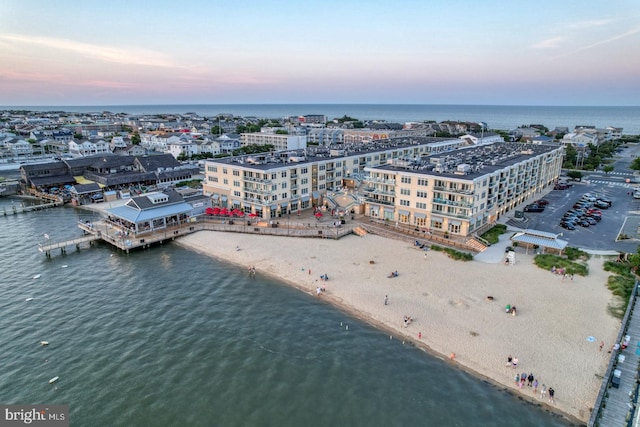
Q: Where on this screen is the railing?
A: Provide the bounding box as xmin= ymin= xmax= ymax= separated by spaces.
xmin=588 ymin=281 xmax=640 ymax=427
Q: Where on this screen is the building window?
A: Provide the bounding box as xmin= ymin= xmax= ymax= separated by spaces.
xmin=319 ymin=165 xmax=325 ymax=171
xmin=233 ymin=180 xmax=240 ymax=187
xmin=223 ymin=168 xmax=228 ymax=174
xmin=207 ymin=165 xmax=217 ymax=173
xmin=400 ymin=200 xmax=410 ymax=206
xmin=431 ymin=218 xmax=443 ymax=230
xmin=417 ymin=178 xmax=428 ymax=186
xmin=400 ymin=188 xmax=410 ymax=196
xmin=282 ymin=192 xmax=288 ymax=199
xmin=401 ymin=176 xmax=411 ymax=184
xmin=449 ymin=223 xmax=461 ymax=234
xmin=233 ymin=170 xmax=239 ymax=176
xmin=281 ymin=171 xmax=287 ymax=178
xmin=416 ymin=202 xmax=426 ymax=209
xmin=208 ymin=176 xmax=218 ymax=182
xmin=416 ymin=191 xmax=428 ymax=199
xmin=301 ymin=167 xmax=308 ymax=174
xmin=223 ymin=179 xmax=228 ymax=185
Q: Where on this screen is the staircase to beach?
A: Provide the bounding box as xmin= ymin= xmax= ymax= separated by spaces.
xmin=353 ymin=226 xmax=368 ymax=236
xmin=464 ymin=237 xmax=488 ymax=252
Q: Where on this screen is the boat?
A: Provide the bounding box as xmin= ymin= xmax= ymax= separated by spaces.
xmin=40 ymin=341 xmax=49 ymax=346
xmin=48 ymin=376 xmax=59 ymax=384
xmin=32 ymin=274 xmax=41 ymax=279
xmin=25 ymin=297 xmax=34 ymax=302
xmin=61 ymin=265 xmax=68 ymax=268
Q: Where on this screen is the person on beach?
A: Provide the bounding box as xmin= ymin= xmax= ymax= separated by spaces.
xmin=527 ymin=373 xmax=534 ymax=387
xmin=548 ymin=387 xmax=555 ymax=404
xmin=540 ymin=384 xmax=547 ymax=399
xmin=599 ymin=341 xmax=604 ymax=351
xmin=520 ymin=373 xmax=526 ymax=388
xmin=506 ymin=355 xmax=512 ymax=367
xmin=533 ymin=379 xmax=539 ymax=394
xmin=514 ymin=374 xmax=520 ymax=385
xmin=512 ymin=357 xmax=518 ymax=369
xmin=384 ymin=295 xmax=388 ymax=306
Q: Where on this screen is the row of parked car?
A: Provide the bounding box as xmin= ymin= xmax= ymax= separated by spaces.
xmin=559 ymin=193 xmax=613 ymax=230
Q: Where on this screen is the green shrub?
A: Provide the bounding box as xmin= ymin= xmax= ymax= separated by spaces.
xmin=607 ymin=275 xmax=636 ymax=298
xmin=533 ymin=254 xmax=588 ymax=276
xmin=564 ymin=247 xmax=590 ymax=261
xmin=603 ymin=261 xmax=634 ymax=277
xmin=480 ymin=224 xmax=507 ymax=245
xmin=430 ymin=244 xmax=474 ymax=261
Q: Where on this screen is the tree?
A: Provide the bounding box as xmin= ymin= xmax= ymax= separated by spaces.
xmin=603 ymin=165 xmax=614 ymax=174
xmin=566 ymin=170 xmax=583 ymax=181
xmin=210 ymin=125 xmax=222 ymax=136
xmin=131 ymin=132 xmax=141 ymax=145
xmin=630 ymin=157 xmax=640 ymax=171
xmin=177 ymin=152 xmax=188 ymax=161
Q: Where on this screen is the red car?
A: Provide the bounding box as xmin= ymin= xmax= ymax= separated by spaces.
xmin=587 ymin=209 xmax=602 ymax=215
xmin=535 ymin=199 xmax=549 ymax=206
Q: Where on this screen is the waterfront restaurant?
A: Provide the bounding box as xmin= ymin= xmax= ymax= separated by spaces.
xmin=105 ymin=189 xmax=194 ymax=235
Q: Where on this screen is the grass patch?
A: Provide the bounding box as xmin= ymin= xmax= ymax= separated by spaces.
xmin=533 ymin=253 xmax=588 ymax=276
xmin=607 ymin=274 xmax=635 ymax=298
xmin=564 ymin=247 xmax=590 ymax=261
xmin=480 ymin=224 xmax=507 ymax=245
xmin=430 ymin=244 xmax=474 ymax=261
xmin=603 ymin=260 xmax=636 ymax=318
xmin=603 ymin=261 xmax=634 ymax=277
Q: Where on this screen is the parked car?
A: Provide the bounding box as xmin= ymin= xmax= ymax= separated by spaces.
xmin=560 ymin=222 xmax=576 ymax=230
xmin=597 ymin=197 xmax=612 ymax=207
xmin=554 ymin=184 xmax=569 ymax=190
xmin=535 ymin=199 xmax=549 ymax=206
xmin=594 ymin=201 xmax=610 ymax=209
xmin=577 ymin=219 xmax=590 ymax=227
xmin=587 ymin=209 xmax=602 ymax=215
xmin=587 ymin=213 xmax=602 ymax=221
xmin=585 ymin=217 xmax=597 ymax=225
xmin=524 ymin=204 xmax=545 ymax=212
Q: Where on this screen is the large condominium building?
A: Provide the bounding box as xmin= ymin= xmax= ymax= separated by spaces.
xmin=240 ymin=132 xmax=307 ymax=151
xmin=202 ymin=139 xmax=563 ymax=238
xmin=202 ymin=140 xmax=437 ymax=218
xmin=362 ymin=143 xmax=563 ymax=237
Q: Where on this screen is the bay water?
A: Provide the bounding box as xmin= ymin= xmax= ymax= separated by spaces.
xmin=0 ymin=198 xmax=574 ymax=426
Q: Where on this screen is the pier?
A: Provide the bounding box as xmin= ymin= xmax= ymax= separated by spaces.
xmin=38 ymin=217 xmax=354 ymax=257
xmin=38 ymin=234 xmax=102 ymax=257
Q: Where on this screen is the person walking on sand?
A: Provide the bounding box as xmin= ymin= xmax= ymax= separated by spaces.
xmin=548 ymin=387 xmax=555 ymax=404
xmin=384 ymin=295 xmax=388 ymax=306
xmin=506 ymin=355 xmax=512 ymax=367
xmin=512 ymin=357 xmax=518 ymax=369
xmin=527 ymin=373 xmax=534 ymax=387
xmin=533 ymin=379 xmax=539 ymax=394
xmin=540 ymin=384 xmax=547 ymax=400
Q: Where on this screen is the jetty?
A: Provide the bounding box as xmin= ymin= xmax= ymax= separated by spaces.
xmin=38 ymin=234 xmax=102 ymax=257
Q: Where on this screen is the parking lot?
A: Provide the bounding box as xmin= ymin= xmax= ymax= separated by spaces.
xmin=515 ymin=181 xmax=640 ymax=252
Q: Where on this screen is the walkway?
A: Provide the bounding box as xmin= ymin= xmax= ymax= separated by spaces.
xmin=590 ymin=286 xmax=640 ymax=426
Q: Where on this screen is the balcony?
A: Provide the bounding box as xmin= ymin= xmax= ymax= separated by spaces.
xmin=244 ymin=176 xmax=271 ymax=184
xmin=432 ymin=198 xmax=473 ymax=208
xmin=363 ymin=197 xmax=394 ymax=206
xmin=243 ymin=187 xmax=273 ymax=196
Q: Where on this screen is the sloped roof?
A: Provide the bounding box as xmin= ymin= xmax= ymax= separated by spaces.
xmin=135 ymin=153 xmax=182 ymax=171
xmin=125 ymin=189 xmax=184 ymax=210
xmin=107 ymin=201 xmax=193 ymax=223
xmin=71 ymin=183 xmax=102 ymax=194
xmin=511 ymin=230 xmax=568 ymax=251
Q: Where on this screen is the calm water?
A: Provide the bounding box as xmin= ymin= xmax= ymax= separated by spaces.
xmin=3 ymin=104 xmax=640 ymax=134
xmin=0 ymin=198 xmax=573 ymax=426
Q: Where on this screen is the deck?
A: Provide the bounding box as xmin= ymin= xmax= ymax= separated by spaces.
xmin=38 ymin=217 xmax=354 ymax=257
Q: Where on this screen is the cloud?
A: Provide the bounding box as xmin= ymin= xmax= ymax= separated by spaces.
xmin=573 ymin=27 xmax=640 ymax=53
xmin=0 ymin=33 xmax=176 ymax=68
xmin=565 ymin=19 xmax=614 ymax=29
xmin=531 ymin=36 xmax=565 ymax=50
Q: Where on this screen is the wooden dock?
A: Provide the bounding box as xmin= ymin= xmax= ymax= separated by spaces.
xmin=38 ymin=234 xmax=102 ymax=257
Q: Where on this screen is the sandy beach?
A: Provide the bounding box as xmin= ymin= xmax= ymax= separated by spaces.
xmin=177 ymin=230 xmax=620 ymax=423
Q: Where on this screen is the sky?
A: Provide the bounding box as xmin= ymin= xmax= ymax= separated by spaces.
xmin=0 ymin=0 xmax=639 ymax=106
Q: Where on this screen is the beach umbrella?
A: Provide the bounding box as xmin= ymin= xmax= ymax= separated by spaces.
xmin=212 ymin=207 xmax=221 ymax=215
xmin=234 ymin=210 xmax=245 ymax=217
xmin=220 ymin=208 xmax=230 ymax=216
xmin=315 ymin=212 xmax=323 ymax=218
xmin=205 ymin=207 xmax=215 ymax=216
xmin=248 ymin=213 xmax=258 ymax=218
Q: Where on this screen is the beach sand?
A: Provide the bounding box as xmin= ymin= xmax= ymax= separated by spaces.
xmin=178 ymin=230 xmax=620 ymax=423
